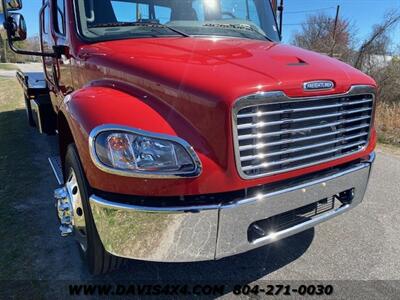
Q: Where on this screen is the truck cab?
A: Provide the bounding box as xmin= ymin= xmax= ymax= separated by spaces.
xmin=1 ymin=0 xmax=376 ymax=274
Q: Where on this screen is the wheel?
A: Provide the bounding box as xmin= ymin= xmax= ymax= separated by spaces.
xmin=64 ymin=144 xmax=123 ymax=274
xmin=24 ymin=95 xmax=35 ymax=127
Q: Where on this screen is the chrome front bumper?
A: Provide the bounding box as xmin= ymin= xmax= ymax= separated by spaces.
xmin=89 ymin=153 xmax=375 ymax=262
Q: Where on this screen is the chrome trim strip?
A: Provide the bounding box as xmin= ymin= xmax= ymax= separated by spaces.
xmin=241 ymin=140 xmax=365 ymax=172
xmin=240 ymin=133 xmax=369 ymax=162
xmin=237 ymin=107 xmax=372 ymax=130
xmin=90 ymin=195 xmax=220 ymax=213
xmin=30 ymin=100 xmax=44 ymax=134
xmin=48 ymin=156 xmax=64 ymax=185
xmin=237 ymin=117 xmax=371 ymax=141
xmin=239 ymin=148 xmax=367 ymax=178
xmin=88 ymin=124 xmax=202 ymax=179
xmin=239 ymin=125 xmax=370 ymax=151
xmin=237 ymin=98 xmax=373 ymax=118
xmin=232 ymin=85 xmax=376 ymax=179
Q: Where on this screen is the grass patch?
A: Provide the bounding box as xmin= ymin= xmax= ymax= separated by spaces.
xmin=375 ymin=101 xmax=400 ymax=147
xmin=0 ymin=79 xmax=34 ymax=279
xmin=0 ymin=77 xmax=24 ymax=109
xmin=0 ymin=63 xmax=19 ymax=71
xmin=0 ymin=78 xmax=43 ymax=283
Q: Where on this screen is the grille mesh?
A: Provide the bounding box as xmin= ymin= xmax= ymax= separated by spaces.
xmin=235 ymin=93 xmax=374 ymax=178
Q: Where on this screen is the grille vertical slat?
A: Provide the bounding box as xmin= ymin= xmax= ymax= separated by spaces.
xmin=234 ymin=92 xmax=374 ymax=178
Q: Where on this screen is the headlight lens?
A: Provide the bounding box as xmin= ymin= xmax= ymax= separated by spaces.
xmin=91 ymin=128 xmax=201 ymax=177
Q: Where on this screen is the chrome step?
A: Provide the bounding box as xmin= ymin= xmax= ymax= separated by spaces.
xmin=48 ymin=156 xmax=64 ymax=185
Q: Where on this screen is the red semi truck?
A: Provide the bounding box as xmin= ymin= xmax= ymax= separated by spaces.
xmin=1 ymin=0 xmax=376 ymax=274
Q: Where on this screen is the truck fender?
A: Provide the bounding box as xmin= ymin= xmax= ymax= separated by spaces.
xmin=57 ymin=86 xmax=219 ymax=190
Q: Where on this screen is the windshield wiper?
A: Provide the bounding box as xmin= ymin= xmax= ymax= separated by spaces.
xmin=89 ymin=21 xmax=190 ymax=37
xmin=202 ymin=23 xmax=272 ymax=41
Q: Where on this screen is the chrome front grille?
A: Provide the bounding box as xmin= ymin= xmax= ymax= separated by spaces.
xmin=233 ymin=86 xmax=375 ymax=179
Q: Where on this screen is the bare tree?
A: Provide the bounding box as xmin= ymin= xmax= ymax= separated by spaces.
xmin=371 ymin=56 xmax=400 ymax=103
xmin=24 ymin=35 xmax=41 ymax=62
xmin=0 ymin=37 xmax=6 ymax=63
xmin=292 ymin=13 xmax=355 ymax=62
xmin=0 ymin=35 xmax=41 ymax=63
xmin=353 ymin=10 xmax=400 ymax=70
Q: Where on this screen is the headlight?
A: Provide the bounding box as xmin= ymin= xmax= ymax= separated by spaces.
xmin=89 ymin=125 xmax=202 ymax=178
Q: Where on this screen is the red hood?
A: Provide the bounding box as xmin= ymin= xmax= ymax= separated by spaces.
xmin=79 ymin=37 xmax=375 ymax=100
xmin=75 ymin=37 xmax=376 ymax=174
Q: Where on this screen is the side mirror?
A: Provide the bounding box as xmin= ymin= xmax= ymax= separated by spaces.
xmin=0 ymin=0 xmax=23 ymax=38
xmin=1 ymin=0 xmax=56 ymax=57
xmin=7 ymin=12 xmax=26 ymax=40
xmin=5 ymin=0 xmax=22 ymax=11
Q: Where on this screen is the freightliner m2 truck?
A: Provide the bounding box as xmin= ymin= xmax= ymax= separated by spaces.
xmin=0 ymin=0 xmax=376 ymax=274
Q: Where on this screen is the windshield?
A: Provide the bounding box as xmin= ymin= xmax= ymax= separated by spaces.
xmin=74 ymin=0 xmax=280 ymax=42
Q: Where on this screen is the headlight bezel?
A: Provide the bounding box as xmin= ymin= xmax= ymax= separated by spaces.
xmin=89 ymin=124 xmax=202 ymax=178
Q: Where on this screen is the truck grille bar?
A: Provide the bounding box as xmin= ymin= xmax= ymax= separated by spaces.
xmin=233 ymin=86 xmax=375 ymax=179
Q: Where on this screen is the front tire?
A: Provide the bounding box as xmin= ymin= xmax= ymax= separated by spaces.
xmin=64 ymin=144 xmax=122 ymax=274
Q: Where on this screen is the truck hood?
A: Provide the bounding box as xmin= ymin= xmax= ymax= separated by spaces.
xmin=76 ymin=37 xmax=375 ymax=172
xmin=80 ymin=36 xmax=375 ymax=100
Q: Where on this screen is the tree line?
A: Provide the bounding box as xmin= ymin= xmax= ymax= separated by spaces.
xmin=292 ymin=10 xmax=400 ymax=104
xmin=0 ymin=35 xmax=41 ymax=63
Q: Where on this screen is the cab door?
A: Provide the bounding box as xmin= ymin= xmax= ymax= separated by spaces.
xmin=40 ymin=0 xmax=72 ymax=108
